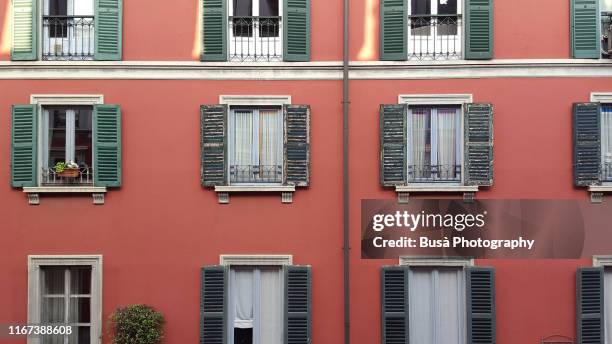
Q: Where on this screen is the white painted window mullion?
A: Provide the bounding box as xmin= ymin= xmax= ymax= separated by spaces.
xmin=65 ymin=110 xmax=76 ymax=163
xmin=64 ymin=268 xmax=70 ymax=344
xmin=253 ymin=109 xmax=260 ymax=166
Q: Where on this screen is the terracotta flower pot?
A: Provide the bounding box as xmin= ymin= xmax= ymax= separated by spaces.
xmin=58 ymin=168 xmax=79 ymax=178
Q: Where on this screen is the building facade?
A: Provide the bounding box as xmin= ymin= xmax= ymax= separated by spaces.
xmin=1 ymin=0 xmax=612 ymax=344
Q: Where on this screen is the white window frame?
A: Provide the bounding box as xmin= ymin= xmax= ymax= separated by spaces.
xmin=397 ymin=94 xmax=476 ymax=195
xmin=27 ymin=255 xmax=103 ymax=344
xmin=399 ymin=257 xmax=471 ymax=344
xmin=407 ymin=0 xmax=464 ymax=60
xmin=594 ymin=256 xmax=612 ymax=342
xmin=220 ymin=254 xmax=291 ymax=344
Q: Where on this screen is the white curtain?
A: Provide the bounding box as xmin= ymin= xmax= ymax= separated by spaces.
xmin=602 ymin=106 xmax=612 ymax=181
xmin=259 ymin=110 xmax=282 ymax=170
xmin=605 ymin=269 xmax=612 ymax=344
xmin=233 ymin=111 xmax=255 ymax=167
xmin=411 ymin=108 xmax=431 ymax=179
xmin=437 ymin=108 xmax=457 ymax=179
xmin=409 ymin=267 xmax=465 ymax=344
xmin=229 ymin=267 xmax=283 ymax=344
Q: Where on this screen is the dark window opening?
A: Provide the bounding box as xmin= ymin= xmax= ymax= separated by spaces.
xmin=234 ymin=328 xmax=253 ymax=344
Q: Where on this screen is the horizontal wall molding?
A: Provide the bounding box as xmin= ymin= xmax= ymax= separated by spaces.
xmin=0 ymin=60 xmax=611 ymax=80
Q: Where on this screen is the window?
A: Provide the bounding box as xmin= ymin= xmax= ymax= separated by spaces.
xmin=228 ymin=266 xmax=284 ymax=344
xmin=407 ymin=105 xmax=462 ymax=183
xmin=42 ymin=0 xmax=95 ymax=60
xmin=228 ymin=107 xmax=283 ymax=185
xmin=41 ymin=106 xmax=94 ymax=186
xmin=602 ymin=104 xmax=612 ymax=182
xmin=229 ymin=0 xmax=283 ymax=61
xmin=408 ymin=267 xmax=465 ymax=344
xmin=603 ymin=0 xmax=612 ymax=58
xmin=408 ymin=0 xmax=462 ymax=60
xmin=28 ymin=256 xmax=102 ymax=344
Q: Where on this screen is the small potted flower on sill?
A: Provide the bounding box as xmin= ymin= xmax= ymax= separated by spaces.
xmin=109 ymin=305 xmax=164 ymax=344
xmin=54 ymin=161 xmax=80 ymax=178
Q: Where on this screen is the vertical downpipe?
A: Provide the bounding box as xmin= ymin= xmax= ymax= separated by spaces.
xmin=342 ymin=0 xmax=350 ymax=342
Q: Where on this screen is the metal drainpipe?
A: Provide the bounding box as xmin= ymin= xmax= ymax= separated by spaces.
xmin=342 ymin=0 xmax=350 ymax=342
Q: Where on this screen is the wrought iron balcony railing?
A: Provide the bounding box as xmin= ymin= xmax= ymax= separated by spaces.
xmin=229 ymin=16 xmax=282 ymax=62
xmin=42 ymin=167 xmax=94 ymax=186
xmin=230 ymin=165 xmax=283 ymax=184
xmin=602 ymin=162 xmax=612 ymax=182
xmin=408 ymin=164 xmax=462 ymax=183
xmin=42 ymin=15 xmax=95 ymax=60
xmin=408 ymin=14 xmax=462 ymax=61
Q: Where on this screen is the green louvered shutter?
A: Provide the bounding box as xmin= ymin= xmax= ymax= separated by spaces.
xmin=283 ymin=105 xmax=310 ymax=186
xmin=465 ymin=0 xmax=493 ymax=60
xmin=380 ymin=0 xmax=407 ymax=61
xmin=11 ymin=105 xmax=37 ymax=187
xmin=283 ymin=0 xmax=310 ymax=61
xmin=464 ymin=103 xmax=494 ymax=186
xmin=577 ymin=267 xmax=604 ymax=344
xmin=381 ymin=267 xmax=408 ymax=344
xmin=93 ymin=105 xmax=121 ymax=187
xmin=467 ymin=267 xmax=496 ymax=344
xmin=11 ymin=0 xmax=37 ymax=60
xmin=571 ymin=0 xmax=601 ymax=59
xmin=201 ymin=105 xmax=227 ymax=187
xmin=380 ymin=104 xmax=407 ymax=187
xmin=201 ymin=0 xmax=227 ymax=61
xmin=573 ymin=103 xmax=602 ymax=186
xmin=284 ymin=266 xmax=311 ymax=344
xmin=94 ymin=0 xmax=122 ymax=60
xmin=201 ymin=266 xmax=227 ymax=344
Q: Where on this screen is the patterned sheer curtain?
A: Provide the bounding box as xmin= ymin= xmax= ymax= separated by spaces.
xmin=602 ymin=105 xmax=612 ymax=182
xmin=409 ymin=267 xmax=465 ymax=344
xmin=259 ymin=110 xmax=283 ymax=181
xmin=410 ymin=108 xmax=432 ymax=179
xmin=437 ymin=108 xmax=458 ymax=180
xmin=233 ymin=110 xmax=255 ymax=167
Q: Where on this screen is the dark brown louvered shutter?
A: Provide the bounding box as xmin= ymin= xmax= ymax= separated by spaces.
xmin=284 ymin=265 xmax=311 ymax=344
xmin=380 ymin=104 xmax=407 ymax=187
xmin=577 ymin=267 xmax=604 ymax=344
xmin=381 ymin=266 xmax=408 ymax=344
xmin=464 ymin=103 xmax=494 ymax=186
xmin=201 ymin=105 xmax=228 ymax=187
xmin=283 ymin=105 xmax=310 ymax=187
xmin=467 ymin=267 xmax=496 ymax=344
xmin=200 ymin=266 xmax=227 ymax=344
xmin=573 ymin=103 xmax=602 ymax=187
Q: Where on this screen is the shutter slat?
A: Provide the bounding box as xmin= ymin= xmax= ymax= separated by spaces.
xmin=283 ymin=0 xmax=310 ymax=61
xmin=465 ymin=103 xmax=494 ymax=186
xmin=573 ymin=103 xmax=602 ymax=186
xmin=11 ymin=0 xmax=37 ymax=60
xmin=11 ymin=105 xmax=37 ymax=187
xmin=381 ymin=267 xmax=408 ymax=344
xmin=571 ymin=0 xmax=600 ymax=58
xmin=94 ymin=0 xmax=122 ymax=60
xmin=468 ymin=267 xmax=496 ymax=344
xmin=202 ymin=0 xmax=227 ymax=61
xmin=380 ymin=0 xmax=407 ymax=61
xmin=285 ymin=266 xmax=311 ymax=344
xmin=465 ymin=0 xmax=493 ymax=60
xmin=380 ymin=104 xmax=407 ymax=186
xmin=94 ymin=105 xmax=122 ymax=187
xmin=284 ymin=105 xmax=310 ymax=186
xmin=577 ymin=267 xmax=604 ymax=344
xmin=201 ymin=105 xmax=228 ymax=187
xmin=201 ymin=266 xmax=227 ymax=344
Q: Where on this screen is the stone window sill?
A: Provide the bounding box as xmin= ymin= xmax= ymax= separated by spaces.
xmin=23 ymin=187 xmax=107 ymax=205
xmin=214 ymin=185 xmax=296 ymax=204
xmin=395 ymin=185 xmax=479 ymax=203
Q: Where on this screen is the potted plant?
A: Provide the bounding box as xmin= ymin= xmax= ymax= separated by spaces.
xmin=109 ymin=305 xmax=164 ymax=344
xmin=54 ymin=161 xmax=80 ymax=178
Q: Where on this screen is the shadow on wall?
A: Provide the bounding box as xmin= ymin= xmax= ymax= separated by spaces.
xmin=0 ymin=1 xmax=10 ymax=59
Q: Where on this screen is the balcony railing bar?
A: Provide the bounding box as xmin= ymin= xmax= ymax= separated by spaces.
xmin=407 ymin=164 xmax=462 ymax=183
xmin=230 ymin=165 xmax=283 ymax=184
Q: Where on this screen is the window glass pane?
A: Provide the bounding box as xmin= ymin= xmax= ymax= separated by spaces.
xmin=602 ymin=105 xmax=612 ymax=181
xmin=230 ymin=267 xmax=255 ymax=328
xmin=233 ymin=0 xmax=253 ymax=16
xmin=411 ymin=0 xmax=431 ymax=15
xmin=73 ymin=0 xmax=94 ymax=16
xmin=438 ymin=0 xmax=457 ymax=15
xmin=410 ymin=107 xmax=432 ymax=179
xmin=48 ymin=109 xmax=67 ymax=169
xmin=603 ymin=0 xmax=612 ymax=12
xmin=70 ymin=267 xmax=91 ymax=294
xmin=73 ymin=108 xmax=93 ymax=169
xmin=69 ymin=298 xmax=91 ymax=323
xmin=234 ymin=328 xmax=253 ymax=344
xmin=259 ymin=0 xmax=279 ymax=16
xmin=258 ymin=109 xmax=282 ymax=182
xmin=259 ymin=267 xmax=283 ymax=344
xmin=49 ymin=0 xmax=68 ymax=15
xmin=43 ymin=267 xmax=65 ymax=294
xmin=437 ymin=108 xmax=458 ymax=180
xmin=408 ymin=268 xmax=434 ymax=344
xmin=68 ymin=326 xmax=90 ymax=344
xmin=437 ymin=268 xmax=464 ymax=343
xmin=41 ymin=334 xmax=64 ymax=344
xmin=42 ymin=298 xmax=65 ymax=323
